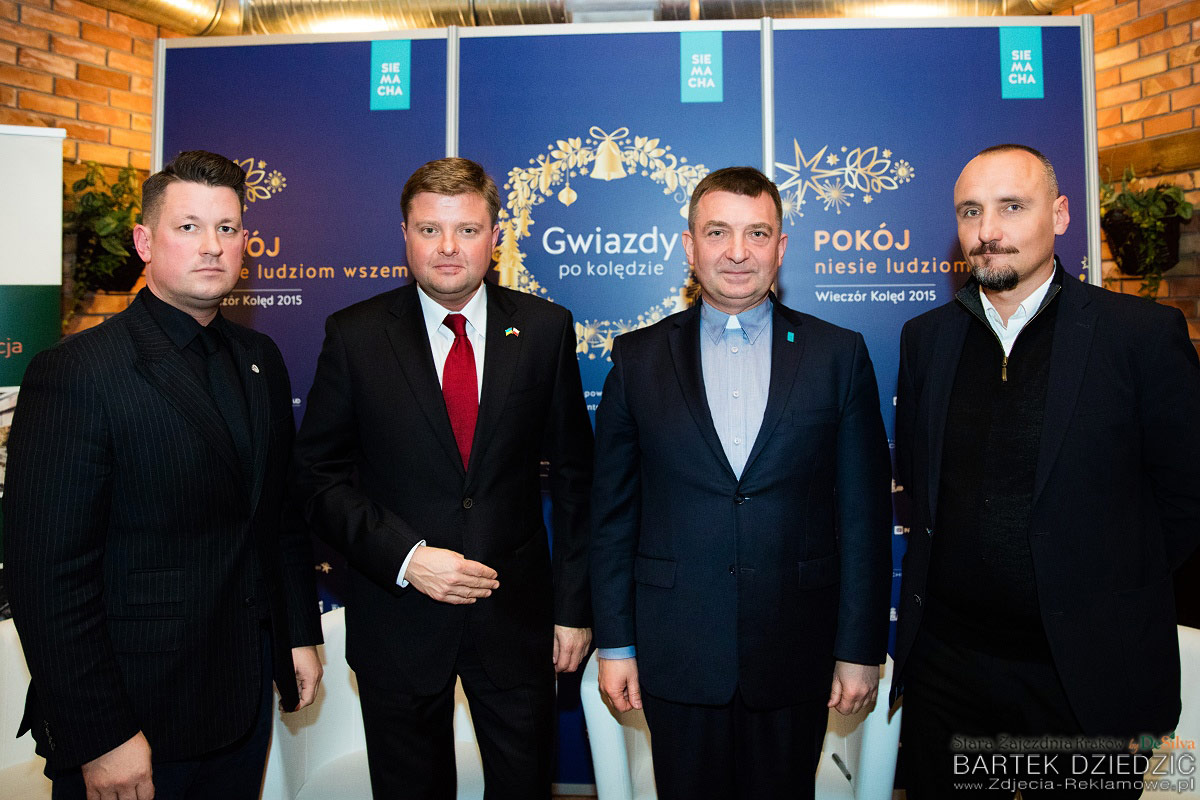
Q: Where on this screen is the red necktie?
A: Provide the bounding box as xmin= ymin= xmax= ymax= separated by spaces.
xmin=442 ymin=313 xmax=478 ymax=469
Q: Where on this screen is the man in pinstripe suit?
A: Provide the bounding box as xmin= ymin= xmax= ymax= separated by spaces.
xmin=4 ymin=151 xmax=323 ymax=800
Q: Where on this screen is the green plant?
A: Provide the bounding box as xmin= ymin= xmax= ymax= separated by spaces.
xmin=64 ymin=162 xmax=143 ymax=313
xmin=1100 ymin=168 xmax=1193 ymax=298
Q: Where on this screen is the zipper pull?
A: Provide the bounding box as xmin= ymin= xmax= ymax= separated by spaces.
xmin=1002 ymin=355 xmax=1008 ymax=383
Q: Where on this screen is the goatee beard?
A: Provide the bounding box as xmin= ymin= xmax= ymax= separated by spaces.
xmin=974 ymin=264 xmax=1019 ymax=292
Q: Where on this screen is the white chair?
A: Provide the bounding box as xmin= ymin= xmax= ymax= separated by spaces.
xmin=579 ymin=651 xmax=657 ymax=800
xmin=0 ymin=617 xmax=52 ymax=799
xmin=1143 ymin=625 xmax=1200 ymax=799
xmin=815 ymin=657 xmax=902 ymax=800
xmin=579 ymin=651 xmax=902 ymax=800
xmin=261 ymin=607 xmax=485 ymax=800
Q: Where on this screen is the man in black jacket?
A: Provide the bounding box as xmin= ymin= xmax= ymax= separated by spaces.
xmin=895 ymin=144 xmax=1200 ymax=797
xmin=5 ymin=151 xmax=323 ymax=800
xmin=292 ymin=158 xmax=593 ymax=800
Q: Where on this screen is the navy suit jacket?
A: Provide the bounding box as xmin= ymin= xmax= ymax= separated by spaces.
xmin=4 ymin=294 xmax=322 ymax=769
xmin=591 ymin=298 xmax=892 ymax=709
xmin=894 ymin=269 xmax=1200 ymax=736
xmin=292 ymin=282 xmax=593 ymax=695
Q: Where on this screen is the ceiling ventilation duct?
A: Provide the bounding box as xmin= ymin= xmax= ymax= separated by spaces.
xmin=82 ymin=0 xmax=1075 ymax=37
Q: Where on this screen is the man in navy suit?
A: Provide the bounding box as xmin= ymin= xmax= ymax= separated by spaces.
xmin=590 ymin=166 xmax=893 ymax=799
xmin=894 ymin=144 xmax=1200 ymax=797
xmin=5 ymin=151 xmax=323 ymax=800
xmin=292 ymin=158 xmax=593 ymax=800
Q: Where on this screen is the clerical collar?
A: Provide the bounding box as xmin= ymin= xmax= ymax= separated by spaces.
xmin=700 ymin=297 xmax=772 ymax=345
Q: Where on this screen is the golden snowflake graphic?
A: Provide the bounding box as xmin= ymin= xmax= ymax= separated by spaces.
xmin=892 ymin=160 xmax=915 ymax=184
xmin=774 ymin=140 xmax=914 ymax=222
xmin=817 ymin=180 xmax=853 ymax=214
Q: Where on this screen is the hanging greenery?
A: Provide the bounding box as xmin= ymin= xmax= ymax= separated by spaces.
xmin=1100 ymin=168 xmax=1193 ymax=299
xmin=64 ymin=162 xmax=144 ymax=315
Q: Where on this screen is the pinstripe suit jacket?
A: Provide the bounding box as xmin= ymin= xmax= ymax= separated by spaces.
xmin=3 ymin=292 xmax=322 ymax=770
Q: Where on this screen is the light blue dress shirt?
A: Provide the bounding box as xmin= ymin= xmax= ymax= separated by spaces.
xmin=599 ymin=298 xmax=773 ymax=661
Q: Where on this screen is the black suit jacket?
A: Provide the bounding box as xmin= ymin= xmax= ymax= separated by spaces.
xmin=4 ymin=293 xmax=322 ymax=770
xmin=590 ymin=299 xmax=893 ymax=709
xmin=894 ymin=269 xmax=1200 ymax=735
xmin=292 ymin=282 xmax=593 ymax=694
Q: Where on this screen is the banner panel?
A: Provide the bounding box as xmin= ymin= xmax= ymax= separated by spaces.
xmin=0 ymin=285 xmax=60 ymax=388
xmin=771 ymin=22 xmax=1090 ymax=647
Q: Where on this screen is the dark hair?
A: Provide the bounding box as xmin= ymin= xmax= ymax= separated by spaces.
xmin=142 ymin=151 xmax=246 ymax=226
xmin=401 ymin=158 xmax=500 ymax=226
xmin=976 ymin=144 xmax=1059 ymax=198
xmin=688 ymin=166 xmax=783 ymax=230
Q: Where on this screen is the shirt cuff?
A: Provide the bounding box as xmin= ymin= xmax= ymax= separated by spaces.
xmin=598 ymin=646 xmax=637 ymax=660
xmin=396 ymin=540 xmax=426 ymax=588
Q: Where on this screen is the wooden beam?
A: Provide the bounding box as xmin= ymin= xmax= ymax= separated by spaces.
xmin=1099 ymin=129 xmax=1200 ymax=181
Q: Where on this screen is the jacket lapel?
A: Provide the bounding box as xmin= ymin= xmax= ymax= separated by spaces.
xmin=125 ymin=297 xmax=243 ymax=481
xmin=667 ymin=305 xmax=734 ymax=478
xmin=742 ymin=302 xmax=804 ymax=477
xmin=1034 ymin=275 xmax=1096 ymax=504
xmin=225 ymin=326 xmax=270 ymax=510
xmin=384 ymin=284 xmax=466 ymax=475
xmin=468 ymin=286 xmax=520 ymax=480
xmin=923 ymin=297 xmax=971 ymax=523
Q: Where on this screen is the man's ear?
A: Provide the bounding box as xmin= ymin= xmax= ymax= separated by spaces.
xmin=132 ymin=223 xmax=152 ymax=264
xmin=1053 ymin=194 xmax=1070 ymax=236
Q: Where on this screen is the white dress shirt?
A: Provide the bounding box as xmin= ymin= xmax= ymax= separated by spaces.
xmin=980 ymin=272 xmax=1054 ymax=357
xmin=397 ymin=283 xmax=489 ymax=586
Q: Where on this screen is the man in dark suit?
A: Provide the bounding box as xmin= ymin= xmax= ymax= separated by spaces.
xmin=895 ymin=144 xmax=1200 ymax=798
xmin=4 ymin=150 xmax=323 ymax=800
xmin=590 ymin=166 xmax=893 ymax=799
xmin=292 ymin=157 xmax=593 ymax=799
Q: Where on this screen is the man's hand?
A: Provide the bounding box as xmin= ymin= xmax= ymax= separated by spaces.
xmin=827 ymin=660 xmax=880 ymax=716
xmin=405 ymin=546 xmax=499 ymax=604
xmin=552 ymin=626 xmax=592 ymax=673
xmin=598 ymin=656 xmax=642 ymax=712
xmin=81 ymin=731 xmax=153 ymax=800
xmin=288 ymin=645 xmax=323 ymax=711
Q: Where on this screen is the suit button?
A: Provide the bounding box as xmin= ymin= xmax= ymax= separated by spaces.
xmin=729 ymin=564 xmax=737 ymax=574
xmin=244 ymin=596 xmax=256 ymax=607
xmin=926 ymin=527 xmax=933 ymax=537
xmin=913 ymin=594 xmax=923 ymax=607
xmin=462 ymin=498 xmax=473 ymax=509
xmin=734 ymin=495 xmax=746 ymax=505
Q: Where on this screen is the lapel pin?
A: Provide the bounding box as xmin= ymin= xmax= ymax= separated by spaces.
xmin=251 ymin=364 xmax=260 ymax=373
xmin=786 ymin=332 xmax=795 ymax=343
xmin=505 ymin=327 xmax=520 ymax=337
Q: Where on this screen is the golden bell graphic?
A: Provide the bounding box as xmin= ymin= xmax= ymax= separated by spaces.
xmin=589 ymin=126 xmax=629 ymax=181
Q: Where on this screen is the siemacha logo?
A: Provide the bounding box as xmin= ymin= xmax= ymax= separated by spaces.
xmin=0 ymin=337 xmax=23 ymax=359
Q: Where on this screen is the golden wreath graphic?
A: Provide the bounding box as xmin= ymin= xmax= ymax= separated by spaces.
xmin=495 ymin=127 xmax=708 ymax=361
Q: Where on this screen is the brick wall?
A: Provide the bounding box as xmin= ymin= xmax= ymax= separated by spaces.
xmin=1057 ymin=0 xmax=1200 ymax=354
xmin=0 ymin=0 xmax=182 ymax=171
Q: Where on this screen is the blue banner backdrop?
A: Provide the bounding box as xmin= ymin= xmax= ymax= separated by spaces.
xmin=456 ymin=26 xmax=762 ymax=785
xmin=158 ymin=18 xmax=1094 ymax=789
xmin=771 ymin=22 xmax=1091 ymax=651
